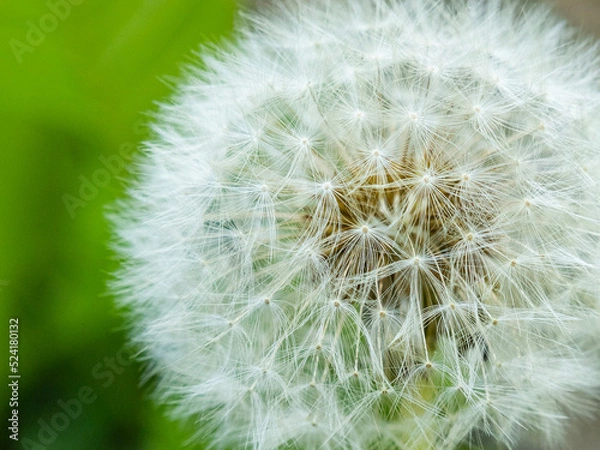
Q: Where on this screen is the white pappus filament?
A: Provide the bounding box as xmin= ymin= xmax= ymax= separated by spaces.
xmin=113 ymin=1 xmax=600 ymax=449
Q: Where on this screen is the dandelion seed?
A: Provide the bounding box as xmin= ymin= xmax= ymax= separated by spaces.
xmin=113 ymin=1 xmax=600 ymax=449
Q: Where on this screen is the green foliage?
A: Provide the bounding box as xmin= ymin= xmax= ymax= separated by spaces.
xmin=0 ymin=1 xmax=237 ymax=448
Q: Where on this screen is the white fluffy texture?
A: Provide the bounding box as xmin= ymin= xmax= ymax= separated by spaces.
xmin=114 ymin=1 xmax=600 ymax=449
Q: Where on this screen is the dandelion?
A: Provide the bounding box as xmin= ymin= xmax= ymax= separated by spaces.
xmin=112 ymin=0 xmax=600 ymax=448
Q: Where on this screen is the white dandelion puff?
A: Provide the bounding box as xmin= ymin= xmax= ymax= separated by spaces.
xmin=112 ymin=1 xmax=600 ymax=449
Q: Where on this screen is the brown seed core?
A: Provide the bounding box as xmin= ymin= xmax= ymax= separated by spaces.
xmin=305 ymin=147 xmax=499 ymax=377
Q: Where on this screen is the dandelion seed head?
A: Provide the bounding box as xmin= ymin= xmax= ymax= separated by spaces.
xmin=113 ymin=0 xmax=600 ymax=449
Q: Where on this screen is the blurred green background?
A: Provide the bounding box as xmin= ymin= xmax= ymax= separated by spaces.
xmin=0 ymin=1 xmax=240 ymax=449
xmin=2 ymin=1 xmax=600 ymax=450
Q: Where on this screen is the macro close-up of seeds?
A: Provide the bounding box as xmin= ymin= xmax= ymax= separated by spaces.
xmin=111 ymin=1 xmax=600 ymax=449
